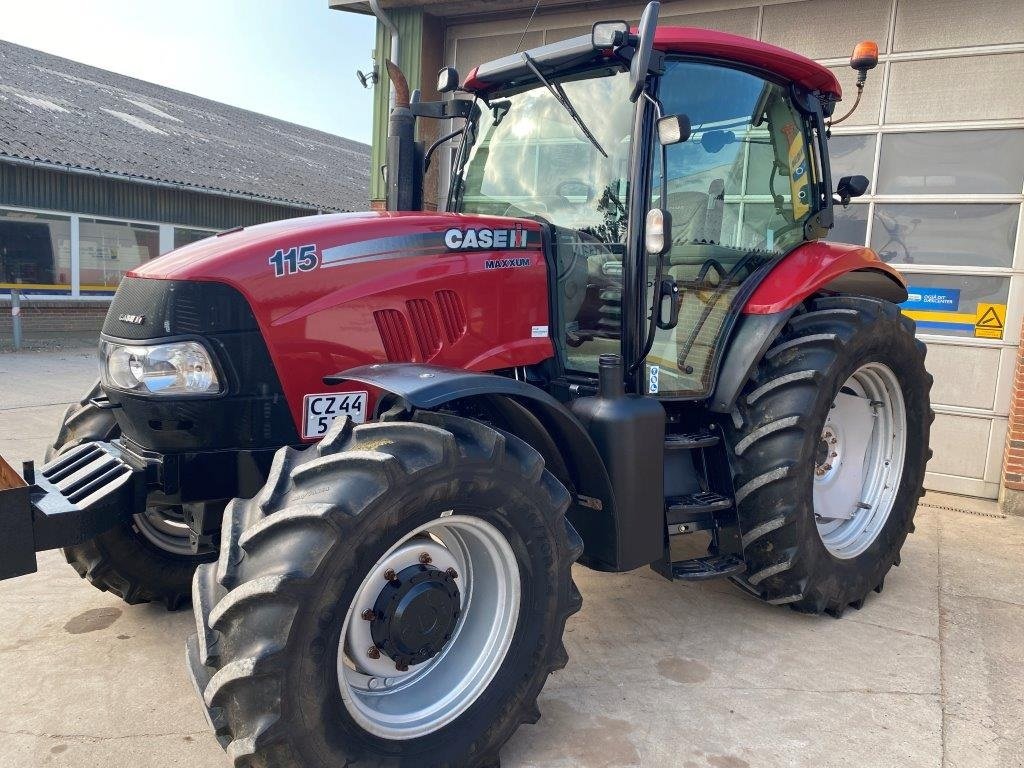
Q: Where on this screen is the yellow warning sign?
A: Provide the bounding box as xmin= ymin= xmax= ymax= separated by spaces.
xmin=974 ymin=303 xmax=1006 ymax=339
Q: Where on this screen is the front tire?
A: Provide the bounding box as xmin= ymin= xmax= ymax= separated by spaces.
xmin=188 ymin=411 xmax=582 ymax=767
xmin=49 ymin=382 xmax=214 ymax=610
xmin=724 ymin=296 xmax=933 ymax=615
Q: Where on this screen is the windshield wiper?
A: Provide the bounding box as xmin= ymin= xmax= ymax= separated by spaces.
xmin=521 ymin=52 xmax=608 ymax=158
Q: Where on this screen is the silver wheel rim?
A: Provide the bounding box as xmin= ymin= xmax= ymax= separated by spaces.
xmin=814 ymin=362 xmax=907 ymax=559
xmin=134 ymin=506 xmax=195 ymax=556
xmin=338 ymin=513 xmax=521 ymax=740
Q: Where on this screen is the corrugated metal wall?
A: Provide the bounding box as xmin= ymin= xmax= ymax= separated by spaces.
xmin=0 ymin=162 xmax=316 ymax=229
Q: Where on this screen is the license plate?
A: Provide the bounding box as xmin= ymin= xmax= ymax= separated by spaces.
xmin=302 ymin=391 xmax=368 ymax=439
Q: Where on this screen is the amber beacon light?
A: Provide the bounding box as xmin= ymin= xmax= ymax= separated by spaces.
xmin=830 ymin=40 xmax=879 ymax=126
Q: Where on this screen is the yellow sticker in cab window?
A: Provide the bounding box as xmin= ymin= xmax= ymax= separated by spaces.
xmin=782 ymin=122 xmax=810 ymax=220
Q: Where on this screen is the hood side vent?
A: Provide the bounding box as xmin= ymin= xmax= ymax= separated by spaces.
xmin=406 ymin=299 xmax=443 ymax=360
xmin=374 ymin=309 xmax=415 ymax=362
xmin=435 ymin=290 xmax=468 ymax=344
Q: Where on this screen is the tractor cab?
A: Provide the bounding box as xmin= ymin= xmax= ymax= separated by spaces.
xmin=444 ymin=9 xmax=847 ymax=399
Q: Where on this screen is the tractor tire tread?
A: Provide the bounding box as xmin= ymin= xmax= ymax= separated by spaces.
xmin=189 ymin=412 xmax=582 ymax=768
xmin=725 ymin=296 xmax=933 ymax=616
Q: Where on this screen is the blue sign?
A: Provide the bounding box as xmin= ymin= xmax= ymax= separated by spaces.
xmin=902 ymin=287 xmax=960 ymax=312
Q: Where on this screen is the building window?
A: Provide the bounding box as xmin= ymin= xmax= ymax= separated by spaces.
xmin=78 ymin=218 xmax=160 ymax=293
xmin=174 ymin=226 xmax=216 ymax=249
xmin=876 ymin=130 xmax=1024 ymax=195
xmin=871 ymin=203 xmax=1018 ymax=268
xmin=0 ymin=209 xmax=72 ymax=293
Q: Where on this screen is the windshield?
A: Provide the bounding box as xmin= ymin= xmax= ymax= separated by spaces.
xmin=453 ymin=68 xmax=634 ymax=243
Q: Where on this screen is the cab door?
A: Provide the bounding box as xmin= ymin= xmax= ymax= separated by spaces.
xmin=644 ymin=59 xmax=819 ymax=398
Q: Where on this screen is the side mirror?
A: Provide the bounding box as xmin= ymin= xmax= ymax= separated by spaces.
xmin=645 ymin=208 xmax=672 ymax=256
xmin=592 ymin=20 xmax=629 ymax=49
xmin=437 ymin=67 xmax=460 ymax=94
xmin=656 ymin=276 xmax=680 ymax=330
xmin=835 ymin=174 xmax=870 ymax=206
xmin=656 ymin=114 xmax=690 ymax=146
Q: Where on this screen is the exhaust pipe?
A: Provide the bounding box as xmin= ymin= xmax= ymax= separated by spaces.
xmin=384 ymin=61 xmax=422 ymax=212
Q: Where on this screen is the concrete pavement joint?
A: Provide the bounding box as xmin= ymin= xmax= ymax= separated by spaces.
xmin=939 ymin=592 xmax=1024 ymax=610
xmin=937 ymin=510 xmax=949 ymax=768
xmin=843 ymin=617 xmax=940 ymax=643
xmin=0 ymin=728 xmax=209 ymax=742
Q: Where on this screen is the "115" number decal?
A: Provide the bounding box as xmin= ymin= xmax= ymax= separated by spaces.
xmin=269 ymin=244 xmax=318 ymax=277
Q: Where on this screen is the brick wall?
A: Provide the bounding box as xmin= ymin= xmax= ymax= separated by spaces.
xmin=1001 ymin=318 xmax=1024 ymax=514
xmin=0 ymin=298 xmax=108 ymax=343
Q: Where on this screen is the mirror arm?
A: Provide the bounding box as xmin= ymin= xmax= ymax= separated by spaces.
xmin=424 ymin=127 xmax=465 ymax=172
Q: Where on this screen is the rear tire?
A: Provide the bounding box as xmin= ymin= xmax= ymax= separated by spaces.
xmin=188 ymin=411 xmax=582 ymax=767
xmin=50 ymin=382 xmax=213 ymax=610
xmin=724 ymin=296 xmax=932 ymax=615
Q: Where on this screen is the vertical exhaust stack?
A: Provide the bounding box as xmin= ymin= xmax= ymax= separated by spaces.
xmin=385 ymin=61 xmax=423 ymax=212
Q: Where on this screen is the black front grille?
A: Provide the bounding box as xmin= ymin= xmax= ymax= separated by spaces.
xmin=102 ymin=277 xmax=299 ymax=452
xmin=103 ymin=278 xmax=259 ymax=339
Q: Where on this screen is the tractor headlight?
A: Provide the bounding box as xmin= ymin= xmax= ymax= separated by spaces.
xmin=100 ymin=340 xmax=221 ymax=396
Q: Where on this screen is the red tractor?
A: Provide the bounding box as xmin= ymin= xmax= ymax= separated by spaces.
xmin=0 ymin=4 xmax=931 ymax=766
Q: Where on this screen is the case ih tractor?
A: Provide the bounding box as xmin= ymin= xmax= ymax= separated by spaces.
xmin=0 ymin=4 xmax=931 ymax=766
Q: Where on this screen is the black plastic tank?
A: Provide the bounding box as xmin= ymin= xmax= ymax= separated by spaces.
xmin=570 ymin=354 xmax=665 ymax=571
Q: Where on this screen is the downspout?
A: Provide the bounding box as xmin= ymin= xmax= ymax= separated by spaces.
xmin=369 ymin=0 xmax=399 ymax=111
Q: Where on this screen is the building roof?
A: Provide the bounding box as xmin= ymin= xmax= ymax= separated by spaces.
xmin=0 ymin=40 xmax=370 ymax=212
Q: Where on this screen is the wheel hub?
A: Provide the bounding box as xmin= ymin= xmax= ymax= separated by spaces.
xmin=370 ymin=564 xmax=460 ymax=668
xmin=815 ymin=424 xmax=840 ymax=480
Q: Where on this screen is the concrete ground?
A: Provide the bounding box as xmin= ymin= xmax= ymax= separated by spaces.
xmin=1 ymin=346 xmax=1023 ymax=768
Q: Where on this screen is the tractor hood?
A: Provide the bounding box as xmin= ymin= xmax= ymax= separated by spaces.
xmin=128 ymin=211 xmax=553 ymax=438
xmin=136 ymin=211 xmax=541 ymax=283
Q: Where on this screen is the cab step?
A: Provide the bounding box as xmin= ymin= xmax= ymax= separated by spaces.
xmin=671 ymin=553 xmax=746 ymax=581
xmin=666 ymin=491 xmax=732 ymax=527
xmin=665 ymin=431 xmax=719 ymax=451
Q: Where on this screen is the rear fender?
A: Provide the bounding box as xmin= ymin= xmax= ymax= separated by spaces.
xmin=710 ymin=242 xmax=906 ymax=413
xmin=743 ymin=241 xmax=907 ymax=315
xmin=325 ymin=364 xmax=623 ymax=570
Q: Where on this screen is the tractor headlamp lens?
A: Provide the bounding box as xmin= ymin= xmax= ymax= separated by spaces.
xmin=101 ymin=340 xmax=221 ymax=396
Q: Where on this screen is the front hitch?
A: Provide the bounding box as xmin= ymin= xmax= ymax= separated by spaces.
xmin=0 ymin=443 xmax=145 ymax=580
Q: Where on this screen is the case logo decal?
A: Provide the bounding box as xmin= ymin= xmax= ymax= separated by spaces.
xmin=444 ymin=227 xmax=529 ymax=250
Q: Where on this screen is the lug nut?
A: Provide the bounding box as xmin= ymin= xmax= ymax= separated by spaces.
xmin=419 ymin=552 xmax=432 ymax=564
xmin=831 ymin=452 xmax=838 ymax=458
xmin=384 ymin=569 xmax=397 ymax=582
xmin=361 ymin=609 xmax=375 ymax=621
xmin=367 ymin=646 xmax=381 ymax=659
xmin=395 ymin=661 xmax=409 ymax=672
xmin=446 ymin=567 xmax=458 ymax=580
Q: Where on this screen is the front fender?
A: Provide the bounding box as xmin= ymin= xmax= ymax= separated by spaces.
xmin=743 ymin=241 xmax=906 ymax=315
xmin=326 ymin=364 xmax=625 ymax=570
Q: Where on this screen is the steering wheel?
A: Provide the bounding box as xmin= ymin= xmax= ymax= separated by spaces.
xmin=554 ymin=179 xmax=596 ymax=203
